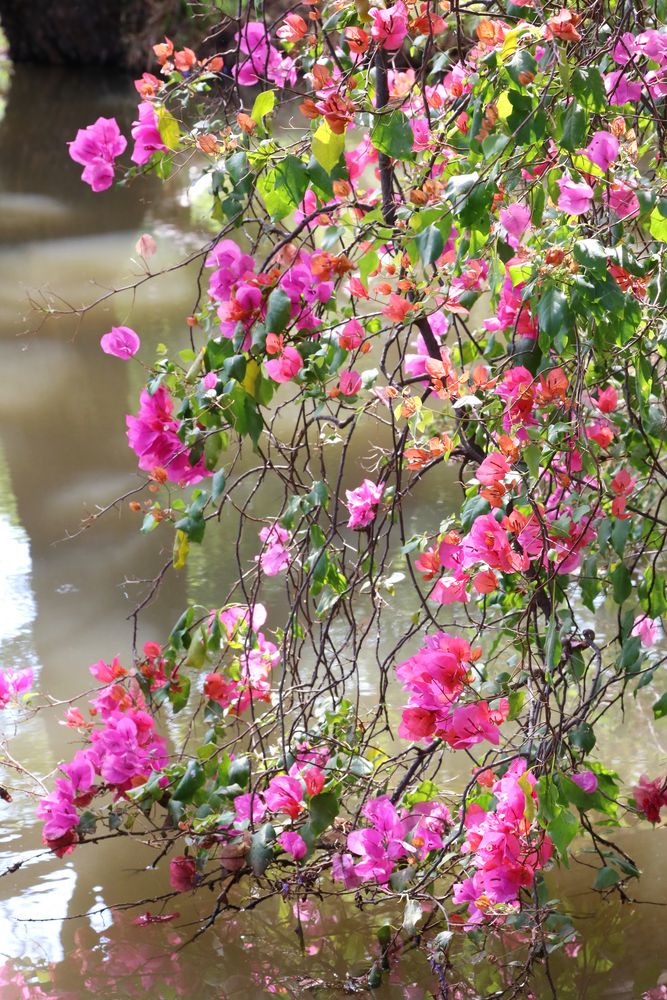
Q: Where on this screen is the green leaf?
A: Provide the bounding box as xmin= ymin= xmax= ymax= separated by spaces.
xmin=537 ymin=285 xmax=570 ymax=342
xmin=508 ymin=689 xmax=526 ymax=720
xmin=308 ymin=791 xmax=339 ymax=835
xmin=265 ymin=287 xmax=292 ymax=334
xmin=251 ymin=89 xmax=275 ymax=124
xmin=573 ymin=239 xmax=608 ymax=275
xmin=228 ymin=756 xmax=250 ymax=787
xmin=568 ymin=722 xmax=596 ymax=754
xmin=547 ymin=810 xmax=579 ymax=861
xmin=211 ymin=468 xmax=227 ymax=505
xmin=571 ymin=67 xmax=607 ymax=110
xmin=172 ymin=761 xmax=205 ymax=802
xmin=168 ymin=675 xmax=191 ymax=714
xmin=523 ymin=443 xmax=541 ymax=480
xmin=371 ymin=111 xmax=414 ymax=161
xmin=652 ymin=692 xmax=667 ymax=720
xmin=258 ymin=156 xmax=309 ymax=220
xmin=648 ymin=205 xmax=667 ymax=242
xmin=415 ymin=225 xmax=444 ymax=266
xmin=611 ymin=518 xmax=631 ymax=557
xmin=611 ymin=563 xmax=632 ymax=605
xmin=593 ymin=866 xmax=621 ymax=890
xmin=460 ymin=495 xmax=491 ymax=532
xmin=312 ymin=120 xmax=345 ymax=173
xmin=249 ymin=823 xmax=276 ymax=876
xmin=559 ymin=100 xmax=588 ymax=152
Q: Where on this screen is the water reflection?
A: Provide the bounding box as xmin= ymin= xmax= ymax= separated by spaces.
xmin=0 ymin=60 xmax=664 ymax=999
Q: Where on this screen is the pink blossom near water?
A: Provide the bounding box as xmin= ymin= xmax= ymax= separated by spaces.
xmin=126 ymin=386 xmax=211 ymax=484
xmin=345 ymin=479 xmax=384 ymax=529
xmin=130 ymin=101 xmax=167 ymax=165
xmin=68 ymin=116 xmax=127 ymax=192
xmin=278 ymin=831 xmax=307 ymax=860
xmin=0 ymin=667 xmax=33 ymax=708
xmin=100 ymin=326 xmax=141 ymax=359
xmin=631 ymin=614 xmax=660 ymax=646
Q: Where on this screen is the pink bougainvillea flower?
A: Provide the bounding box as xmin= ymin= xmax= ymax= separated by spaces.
xmin=572 ymin=771 xmax=599 ymax=794
xmin=234 ymin=22 xmax=296 ymax=88
xmin=476 ymin=452 xmax=511 ymax=486
xmin=131 ymin=101 xmax=167 ymax=165
xmin=68 ymin=116 xmax=127 ymax=192
xmin=633 ymin=774 xmax=667 ymax=823
xmin=604 ymin=69 xmax=643 ymax=105
xmin=438 ymin=700 xmax=507 ymax=749
xmin=265 ymin=775 xmax=304 ymax=819
xmin=126 ymin=386 xmax=211 ymax=485
xmin=398 ymin=706 xmax=437 ymax=741
xmin=382 ymin=294 xmax=414 ymax=323
xmin=36 ymin=778 xmax=80 ymax=841
xmin=265 ymin=345 xmax=304 ymax=384
xmin=369 ymin=2 xmax=409 ymax=50
xmin=276 ymin=13 xmax=308 ymax=43
xmin=338 ymin=318 xmax=364 ymax=350
xmin=135 ymin=233 xmax=157 ymax=258
xmin=595 ymin=386 xmax=618 ymax=412
xmin=257 ymin=522 xmax=291 ymax=576
xmin=0 ymin=666 xmax=33 ymax=708
xmin=557 ymin=177 xmax=594 ymax=215
xmin=631 ymin=614 xmax=660 ymax=646
xmin=499 ymin=203 xmax=532 ymax=248
xmin=473 ymin=569 xmax=499 ymax=594
xmin=411 ymin=117 xmax=431 ymax=151
xmin=169 ymin=856 xmax=198 ymax=892
xmin=579 ymin=130 xmax=619 ymax=172
xmin=587 ymin=418 xmax=615 ymax=448
xmin=301 ymin=766 xmax=325 ymax=797
xmin=234 ymin=791 xmax=267 ymax=825
xmin=278 ymin=831 xmax=308 ymax=860
xmin=607 ymin=181 xmax=640 ymax=219
xmin=431 ymin=574 xmax=470 ymax=605
xmin=345 ymin=479 xmax=384 ymax=529
xmin=339 ymin=370 xmax=362 ymax=396
xmin=100 ymin=326 xmax=141 ymax=360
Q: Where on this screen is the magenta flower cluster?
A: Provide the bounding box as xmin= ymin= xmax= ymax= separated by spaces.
xmin=396 ymin=632 xmax=509 ymax=748
xmin=332 ymin=794 xmax=452 ymax=887
xmin=453 ymin=760 xmax=554 ymax=924
xmin=37 ymin=660 xmax=167 ymax=854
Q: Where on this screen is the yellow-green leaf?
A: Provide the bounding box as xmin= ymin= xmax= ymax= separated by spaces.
xmin=157 ymin=106 xmax=181 ymax=151
xmin=173 ymin=529 xmax=190 ymax=570
xmin=312 ymin=120 xmax=345 ymax=174
xmin=251 ymin=90 xmax=275 ymax=124
xmin=518 ymin=772 xmax=536 ymax=824
xmin=648 ymin=207 xmax=667 ymax=242
xmin=242 ymin=358 xmax=261 ymax=399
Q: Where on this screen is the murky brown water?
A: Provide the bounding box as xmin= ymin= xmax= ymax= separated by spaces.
xmin=0 ymin=62 xmax=665 ymax=999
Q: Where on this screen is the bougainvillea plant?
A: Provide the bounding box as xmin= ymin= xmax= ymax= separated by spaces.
xmin=4 ymin=0 xmax=667 ymax=994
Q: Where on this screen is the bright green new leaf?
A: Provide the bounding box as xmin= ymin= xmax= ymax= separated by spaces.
xmin=648 ymin=206 xmax=667 ymax=242
xmin=251 ymin=89 xmax=275 ymax=124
